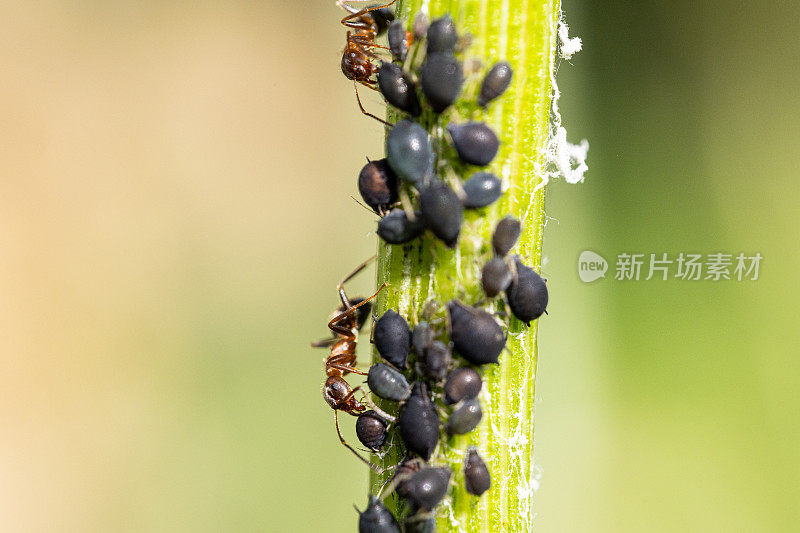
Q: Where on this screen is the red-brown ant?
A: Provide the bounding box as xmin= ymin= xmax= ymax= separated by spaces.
xmin=312 ymin=256 xmax=390 ymax=470
xmin=336 ymin=1 xmax=398 ymax=125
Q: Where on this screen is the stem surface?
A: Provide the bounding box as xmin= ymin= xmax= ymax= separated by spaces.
xmin=371 ymin=1 xmax=559 ymax=531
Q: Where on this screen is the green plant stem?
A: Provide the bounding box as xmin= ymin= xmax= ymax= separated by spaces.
xmin=371 ymin=0 xmax=559 ymax=530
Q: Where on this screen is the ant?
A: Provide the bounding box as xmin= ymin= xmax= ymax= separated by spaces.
xmin=336 ymin=0 xmax=398 ymax=125
xmin=311 ymin=256 xmax=390 ymax=471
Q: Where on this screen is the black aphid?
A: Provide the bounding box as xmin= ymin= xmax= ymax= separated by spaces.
xmin=358 ymin=158 xmax=398 ymax=214
xmin=387 ymin=20 xmax=410 ymax=62
xmin=420 ymin=53 xmax=463 ymax=113
xmin=358 ymin=495 xmax=401 ymax=533
xmin=481 ymin=256 xmax=512 ymax=297
xmin=464 ymin=448 xmax=491 ymax=496
xmin=446 ymin=300 xmax=506 ymax=365
xmin=462 ymin=171 xmax=503 ymax=208
xmin=443 ymin=367 xmax=482 ymax=405
xmin=492 ymin=216 xmax=521 ymax=256
xmin=378 ymin=62 xmax=421 ymax=116
xmin=404 ymin=466 xmax=452 ymax=511
xmin=478 ymin=61 xmax=513 ymax=107
xmin=377 ymin=209 xmax=426 ymax=245
xmin=386 ymin=119 xmax=434 ymax=186
xmin=356 ymin=410 xmax=389 ymax=451
xmin=368 ymin=362 xmax=411 ymax=402
xmin=368 ymin=6 xmax=396 ymax=35
xmin=506 ymin=257 xmax=549 ymax=325
xmin=419 ymin=180 xmax=463 ymax=248
xmin=447 ymin=122 xmax=500 ymax=166
xmin=426 ymin=14 xmax=457 ymax=54
xmin=412 ymin=321 xmax=435 ymax=356
xmin=398 ymin=382 xmax=440 ymax=460
xmin=413 ymin=12 xmax=430 ymax=41
xmin=446 ymin=398 xmax=482 ymax=434
xmin=393 ymin=456 xmax=423 ymax=500
xmin=404 ymin=514 xmax=436 ymax=533
xmin=418 ymin=340 xmax=451 ymax=381
xmin=374 ymin=309 xmax=412 ymax=369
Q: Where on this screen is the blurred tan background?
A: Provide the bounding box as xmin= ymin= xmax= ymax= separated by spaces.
xmin=1 ymin=0 xmax=798 ymax=531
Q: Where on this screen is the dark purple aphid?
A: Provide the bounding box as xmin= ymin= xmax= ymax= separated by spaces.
xmin=366 ymin=5 xmax=396 ymax=35
xmin=506 ymin=257 xmax=549 ymax=325
xmin=368 ymin=362 xmax=411 ymax=402
xmin=404 ymin=514 xmax=436 ymax=533
xmin=356 ymin=410 xmax=389 ymax=451
xmin=398 ymin=382 xmax=440 ymax=460
xmin=412 ymin=321 xmax=435 ymax=356
xmin=478 ymin=61 xmax=513 ymax=107
xmin=492 ymin=216 xmax=521 ymax=257
xmin=413 ymin=12 xmax=429 ymax=41
xmin=462 ymin=171 xmax=503 ymax=208
xmin=404 ymin=466 xmax=452 ymax=511
xmin=481 ymin=256 xmax=512 ymax=297
xmin=443 ymin=367 xmax=482 ymax=405
xmin=426 ymin=14 xmax=458 ymax=54
xmin=358 ymin=158 xmax=398 ymax=215
xmin=374 ymin=309 xmax=412 ymax=369
xmin=378 ymin=62 xmax=421 ymax=116
xmin=418 ymin=340 xmax=451 ymax=381
xmin=393 ymin=456 xmax=423 ymax=499
xmin=359 ymin=495 xmax=402 ymax=533
xmin=447 ymin=122 xmax=500 ymax=166
xmin=464 ymin=448 xmax=491 ymax=496
xmin=386 ymin=119 xmax=434 ymax=186
xmin=419 ymin=180 xmax=463 ymax=248
xmin=420 ymin=52 xmax=463 ymax=113
xmin=446 ymin=398 xmax=482 ymax=435
xmin=446 ymin=300 xmax=506 ymax=365
xmin=387 ymin=20 xmax=410 ymax=62
xmin=377 ymin=209 xmax=426 ymax=245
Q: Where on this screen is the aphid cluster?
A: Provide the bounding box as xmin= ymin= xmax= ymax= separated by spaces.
xmin=318 ymin=4 xmax=552 ymax=531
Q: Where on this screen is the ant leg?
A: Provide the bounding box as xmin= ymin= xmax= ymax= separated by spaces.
xmin=335 ymin=410 xmax=387 ymax=474
xmin=339 ymin=0 xmax=397 ymax=27
xmin=338 ymin=254 xmax=378 ymax=307
xmin=329 ymin=362 xmax=369 ymax=376
xmin=329 ymin=283 xmax=387 ymax=336
xmin=310 ymin=337 xmax=336 ymax=348
xmin=354 ymin=81 xmax=392 ymax=127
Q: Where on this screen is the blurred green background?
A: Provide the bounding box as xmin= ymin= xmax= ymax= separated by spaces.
xmin=1 ymin=1 xmax=798 ymax=531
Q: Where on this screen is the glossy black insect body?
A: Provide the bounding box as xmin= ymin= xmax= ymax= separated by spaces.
xmin=358 ymin=495 xmax=402 ymax=533
xmin=478 ymin=61 xmax=513 ymax=107
xmin=447 ymin=122 xmax=500 ymax=166
xmin=398 ymin=382 xmax=440 ymax=460
xmin=368 ymin=362 xmax=411 ymax=402
xmin=443 ymin=367 xmax=482 ymax=405
xmin=356 ymin=410 xmax=389 ymax=451
xmin=419 ymin=180 xmax=463 ymax=248
xmin=462 ymin=171 xmax=502 ymax=208
xmin=359 ymin=158 xmax=398 ymax=215
xmin=426 ymin=14 xmax=458 ymax=54
xmin=418 ymin=340 xmax=451 ymax=381
xmin=404 ymin=466 xmax=452 ymax=511
xmin=481 ymin=256 xmax=512 ymax=297
xmin=446 ymin=398 xmax=482 ymax=435
xmin=386 ymin=119 xmax=434 ymax=186
xmin=392 ymin=456 xmax=423 ymax=499
xmin=387 ymin=20 xmax=410 ymax=62
xmin=404 ymin=514 xmax=436 ymax=533
xmin=378 ymin=62 xmax=421 ymax=116
xmin=374 ymin=309 xmax=412 ymax=369
xmin=377 ymin=209 xmax=426 ymax=244
xmin=446 ymin=300 xmax=506 ymax=365
xmin=492 ymin=216 xmax=521 ymax=256
xmin=464 ymin=447 xmax=491 ymax=496
xmin=506 ymin=256 xmax=548 ymax=325
xmin=420 ymin=52 xmax=463 ymax=113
